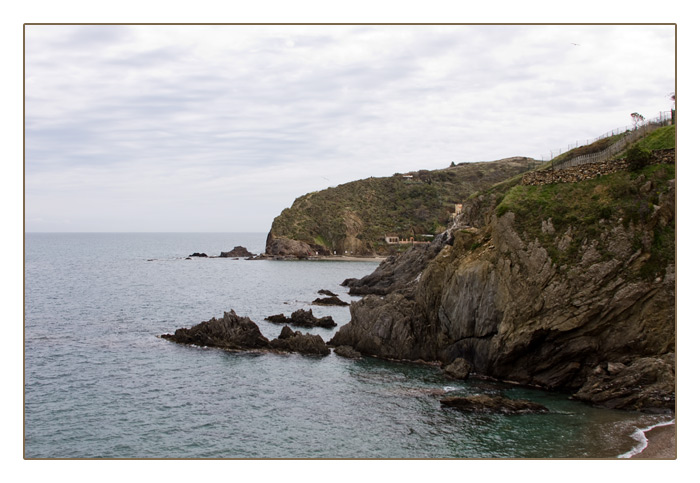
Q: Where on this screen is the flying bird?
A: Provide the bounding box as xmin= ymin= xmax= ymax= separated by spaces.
xmin=571 ymin=42 xmax=580 ymax=46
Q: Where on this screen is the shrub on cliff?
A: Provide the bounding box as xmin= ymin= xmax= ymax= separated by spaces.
xmin=626 ymin=144 xmax=652 ymax=171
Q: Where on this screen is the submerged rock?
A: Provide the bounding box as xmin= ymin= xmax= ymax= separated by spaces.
xmin=265 ymin=309 xmax=337 ymax=328
xmin=440 ymin=395 xmax=549 ymax=414
xmin=318 ymin=289 xmax=339 ymax=297
xmin=188 ymin=252 xmax=208 ymax=258
xmin=312 ymin=296 xmax=349 ymax=306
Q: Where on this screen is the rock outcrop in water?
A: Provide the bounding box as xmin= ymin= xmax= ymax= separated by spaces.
xmin=162 ymin=310 xmax=270 ymax=350
xmin=330 ymin=161 xmax=676 ymax=412
xmin=162 ymin=310 xmax=331 ymax=356
xmin=265 ymin=309 xmax=337 ymax=329
xmin=270 ymin=326 xmax=331 ymax=355
xmin=312 ymin=296 xmax=349 ymax=306
xmin=219 ymin=246 xmax=255 ymax=258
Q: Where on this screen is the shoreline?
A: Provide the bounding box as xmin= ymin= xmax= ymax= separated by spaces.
xmin=623 ymin=421 xmax=676 ymax=459
xmin=311 ymin=255 xmax=387 ymax=262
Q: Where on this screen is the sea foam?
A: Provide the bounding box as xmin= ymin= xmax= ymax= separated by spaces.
xmin=617 ymin=419 xmax=675 ymax=458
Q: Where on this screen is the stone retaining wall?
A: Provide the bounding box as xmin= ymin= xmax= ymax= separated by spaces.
xmin=522 ymin=149 xmax=675 ymax=186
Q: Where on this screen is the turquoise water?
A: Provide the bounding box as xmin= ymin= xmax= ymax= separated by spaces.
xmin=24 ymin=233 xmax=671 ymax=458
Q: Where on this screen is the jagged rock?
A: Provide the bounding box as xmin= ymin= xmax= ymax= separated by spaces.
xmin=341 ymin=236 xmax=449 ymax=296
xmin=607 ymin=362 xmax=627 ymax=375
xmin=440 ymin=395 xmax=549 ymax=414
xmin=161 ymin=310 xmax=270 ymax=350
xmin=278 ymin=325 xmax=295 ymax=339
xmin=188 ymin=252 xmax=208 ymax=257
xmin=265 ymin=314 xmax=289 ymax=324
xmin=329 ymin=292 xmax=429 ymax=360
xmin=162 ymin=311 xmax=335 ymax=357
xmin=265 ymin=235 xmax=318 ymax=259
xmin=334 ymin=345 xmax=362 ymax=359
xmin=331 ymin=166 xmax=676 ymax=411
xmin=312 ymin=296 xmax=349 ymax=306
xmin=270 ymin=326 xmax=331 ymax=356
xmin=318 ymin=289 xmax=339 ymax=297
xmin=220 ymin=246 xmax=254 ymax=258
xmin=265 ymin=309 xmax=337 ymax=329
xmin=573 ymin=355 xmax=675 ymax=412
xmin=444 ymin=358 xmax=471 ymax=379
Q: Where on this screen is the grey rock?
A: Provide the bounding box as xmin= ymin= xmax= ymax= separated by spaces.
xmin=265 ymin=309 xmax=337 ymax=329
xmin=270 ymin=326 xmax=331 ymax=356
xmin=312 ymin=296 xmax=349 ymax=306
xmin=444 ymin=358 xmax=471 ymax=379
xmin=334 ymin=345 xmax=362 ymax=359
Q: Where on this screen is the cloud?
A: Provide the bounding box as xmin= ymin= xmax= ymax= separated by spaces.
xmin=24 ymin=24 xmax=676 ymax=232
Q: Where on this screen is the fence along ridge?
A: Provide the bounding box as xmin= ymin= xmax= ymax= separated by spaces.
xmin=547 ymin=111 xmax=672 ymax=171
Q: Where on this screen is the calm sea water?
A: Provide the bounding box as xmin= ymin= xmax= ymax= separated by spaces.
xmin=24 ymin=233 xmax=671 ymax=459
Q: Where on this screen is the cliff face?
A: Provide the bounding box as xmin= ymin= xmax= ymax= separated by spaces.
xmin=265 ymin=157 xmax=534 ymax=257
xmin=331 ymin=162 xmax=676 ymax=412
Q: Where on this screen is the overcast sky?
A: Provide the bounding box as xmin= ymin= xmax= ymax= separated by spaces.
xmin=24 ymin=24 xmax=676 ymax=232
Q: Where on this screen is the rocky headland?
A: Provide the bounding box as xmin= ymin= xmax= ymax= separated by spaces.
xmin=330 ymin=157 xmax=676 ymax=412
xmin=264 ymin=157 xmax=534 ymax=259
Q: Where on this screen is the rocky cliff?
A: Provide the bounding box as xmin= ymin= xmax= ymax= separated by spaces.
xmin=265 ymin=157 xmax=534 ymax=257
xmin=331 ymin=160 xmax=676 ymax=412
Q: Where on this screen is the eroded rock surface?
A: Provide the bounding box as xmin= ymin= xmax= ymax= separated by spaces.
xmin=161 ymin=310 xmax=270 ymax=351
xmin=162 ymin=310 xmax=330 ymax=356
xmin=270 ymin=326 xmax=331 ymax=355
xmin=220 ymin=246 xmax=255 ymax=258
xmin=331 ymin=166 xmax=676 ymax=412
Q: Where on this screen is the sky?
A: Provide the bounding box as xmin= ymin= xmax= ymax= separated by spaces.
xmin=7 ymin=2 xmax=698 ymax=480
xmin=24 ymin=24 xmax=675 ymax=232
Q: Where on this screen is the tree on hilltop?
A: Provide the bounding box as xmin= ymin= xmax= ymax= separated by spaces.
xmin=630 ymin=112 xmax=645 ymax=130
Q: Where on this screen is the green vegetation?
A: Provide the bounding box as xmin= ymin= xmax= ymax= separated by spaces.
xmin=270 ymin=158 xmax=532 ymax=254
xmin=634 ymin=124 xmax=676 ymax=151
xmin=626 ymin=144 xmax=652 ymax=171
xmin=495 ymin=163 xmax=675 ymax=273
xmin=550 ymin=133 xmax=627 ymax=166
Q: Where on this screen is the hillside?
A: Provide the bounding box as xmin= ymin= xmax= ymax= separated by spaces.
xmin=265 ymin=157 xmax=533 ymax=257
xmin=332 ymin=133 xmax=676 ymax=411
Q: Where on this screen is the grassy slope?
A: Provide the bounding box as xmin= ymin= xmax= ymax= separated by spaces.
xmin=270 ymin=159 xmax=532 ymax=253
xmin=492 ymin=125 xmax=676 ymax=277
xmin=634 ymin=124 xmax=676 ymax=151
xmin=495 ymin=164 xmax=675 ymax=273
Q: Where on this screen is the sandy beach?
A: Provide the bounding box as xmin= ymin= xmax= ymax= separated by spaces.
xmin=631 ymin=423 xmax=676 ymax=459
xmin=312 ymin=255 xmax=387 ymax=262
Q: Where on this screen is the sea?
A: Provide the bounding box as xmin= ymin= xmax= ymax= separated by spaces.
xmin=24 ymin=232 xmax=674 ymax=459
